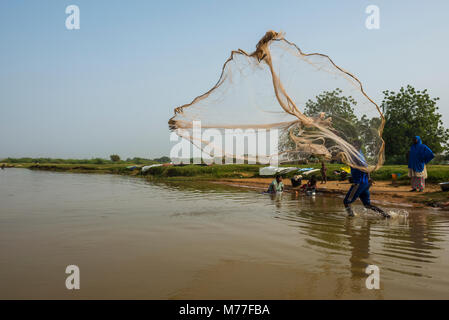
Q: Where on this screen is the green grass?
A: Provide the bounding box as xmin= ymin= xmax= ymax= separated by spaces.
xmin=144 ymin=163 xmax=449 ymax=183
xmin=145 ymin=164 xmax=262 ymax=178
xmin=23 ymin=163 xmax=141 ymax=175
xmin=370 ymin=165 xmax=449 ymax=183
xmin=6 ymin=161 xmax=449 ymax=183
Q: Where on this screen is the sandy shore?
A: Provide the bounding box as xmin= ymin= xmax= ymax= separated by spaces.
xmin=214 ymin=178 xmax=446 ymax=208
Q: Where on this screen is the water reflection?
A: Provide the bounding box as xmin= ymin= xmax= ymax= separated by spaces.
xmin=122 ymin=178 xmax=449 ymax=297
xmin=345 ymin=219 xmax=372 ymax=294
xmin=265 ymin=189 xmax=448 ymax=297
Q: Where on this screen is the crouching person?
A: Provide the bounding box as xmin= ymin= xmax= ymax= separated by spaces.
xmin=267 ymin=174 xmax=284 ymax=194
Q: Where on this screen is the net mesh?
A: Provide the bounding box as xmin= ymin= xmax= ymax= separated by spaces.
xmin=169 ymin=31 xmax=385 ymax=172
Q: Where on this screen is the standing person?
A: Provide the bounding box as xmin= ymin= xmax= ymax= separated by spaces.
xmin=343 ymin=143 xmax=390 ymax=218
xmin=267 ymin=174 xmax=284 ymax=194
xmin=408 ymin=136 xmax=434 ymax=192
xmin=320 ymin=161 xmax=327 ymax=184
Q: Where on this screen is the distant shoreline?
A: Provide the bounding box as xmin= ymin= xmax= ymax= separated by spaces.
xmin=3 ymin=162 xmax=449 ymax=209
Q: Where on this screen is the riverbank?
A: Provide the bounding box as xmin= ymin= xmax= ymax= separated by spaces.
xmin=213 ymin=178 xmax=447 ymax=208
xmin=3 ymin=162 xmax=449 ymax=208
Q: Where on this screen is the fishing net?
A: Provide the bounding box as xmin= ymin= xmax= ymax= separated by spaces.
xmin=169 ymin=31 xmax=385 ymax=172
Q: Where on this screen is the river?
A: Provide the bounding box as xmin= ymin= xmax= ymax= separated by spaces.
xmin=1 ymin=168 xmax=448 ymax=299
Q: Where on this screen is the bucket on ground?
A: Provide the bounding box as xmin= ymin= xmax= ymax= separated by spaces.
xmin=439 ymin=182 xmax=449 ymax=192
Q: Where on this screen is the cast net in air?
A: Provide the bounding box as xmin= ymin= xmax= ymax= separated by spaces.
xmin=169 ymin=31 xmax=385 ymax=172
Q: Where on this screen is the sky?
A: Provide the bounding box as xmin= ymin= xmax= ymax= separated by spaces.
xmin=1 ymin=0 xmax=448 ymax=159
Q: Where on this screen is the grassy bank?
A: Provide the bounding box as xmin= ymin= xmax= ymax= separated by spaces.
xmin=5 ymin=162 xmax=449 ymax=183
xmin=143 ymin=163 xmax=449 ymax=183
xmin=9 ymin=163 xmax=142 ymax=175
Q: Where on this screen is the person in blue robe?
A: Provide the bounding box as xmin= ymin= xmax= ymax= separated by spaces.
xmin=408 ymin=136 xmax=434 ymax=192
xmin=343 ymin=142 xmax=389 ymax=218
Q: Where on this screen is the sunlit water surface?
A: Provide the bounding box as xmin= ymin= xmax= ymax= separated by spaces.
xmin=1 ymin=169 xmax=449 ymax=299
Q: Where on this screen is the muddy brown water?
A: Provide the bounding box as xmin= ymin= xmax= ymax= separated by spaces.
xmin=1 ymin=168 xmax=449 ymax=299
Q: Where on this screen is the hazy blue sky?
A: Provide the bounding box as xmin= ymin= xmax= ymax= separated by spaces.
xmin=1 ymin=0 xmax=448 ymax=159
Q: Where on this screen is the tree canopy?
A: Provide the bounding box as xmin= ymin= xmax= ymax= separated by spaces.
xmin=304 ymin=88 xmax=359 ymax=143
xmin=110 ymin=154 xmax=121 ymax=162
xmin=279 ymin=89 xmax=382 ymax=162
xmin=381 ymin=85 xmax=449 ymax=164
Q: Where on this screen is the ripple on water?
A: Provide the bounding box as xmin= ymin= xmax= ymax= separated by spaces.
xmin=2 ymin=169 xmax=449 ymax=299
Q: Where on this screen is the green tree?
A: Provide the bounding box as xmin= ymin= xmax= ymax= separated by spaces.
xmin=93 ymin=158 xmax=106 ymax=165
xmin=304 ymin=88 xmax=360 ymax=145
xmin=381 ymin=85 xmax=449 ymax=164
xmin=358 ymin=115 xmax=382 ymax=159
xmin=152 ymin=156 xmax=171 ymax=163
xmin=110 ymin=154 xmax=121 ymax=162
xmin=279 ymin=89 xmax=382 ymax=161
